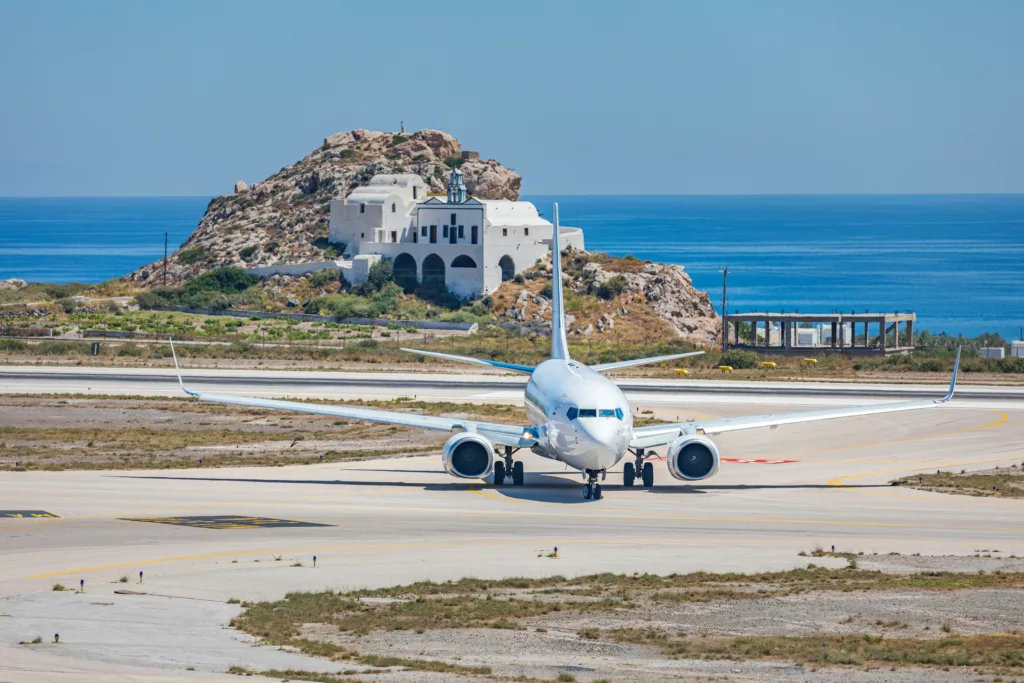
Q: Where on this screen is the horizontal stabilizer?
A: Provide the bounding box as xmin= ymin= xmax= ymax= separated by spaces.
xmin=591 ymin=351 xmax=704 ymax=373
xmin=400 ymin=348 xmax=535 ymax=374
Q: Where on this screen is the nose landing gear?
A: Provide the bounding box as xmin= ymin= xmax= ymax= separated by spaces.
xmin=493 ymin=446 xmax=524 ymax=486
xmin=583 ymin=469 xmax=604 ymax=500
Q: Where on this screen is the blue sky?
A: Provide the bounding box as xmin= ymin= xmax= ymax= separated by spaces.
xmin=1 ymin=0 xmax=1021 ymax=196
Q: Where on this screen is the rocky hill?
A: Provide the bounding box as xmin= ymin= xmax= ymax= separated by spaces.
xmin=125 ymin=129 xmax=520 ymax=287
xmin=489 ymin=251 xmax=719 ymax=345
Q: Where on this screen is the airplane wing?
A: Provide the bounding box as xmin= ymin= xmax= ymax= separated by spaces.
xmin=591 ymin=351 xmax=704 ymax=373
xmin=170 ymin=341 xmax=537 ymax=448
xmin=630 ymin=347 xmax=961 ymax=450
xmin=400 ymin=348 xmax=535 ymax=374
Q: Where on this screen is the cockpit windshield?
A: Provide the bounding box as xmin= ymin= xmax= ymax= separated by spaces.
xmin=567 ymin=407 xmax=624 ymax=421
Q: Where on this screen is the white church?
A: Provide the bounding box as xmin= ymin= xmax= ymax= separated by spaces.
xmin=327 ymin=168 xmax=585 ymax=298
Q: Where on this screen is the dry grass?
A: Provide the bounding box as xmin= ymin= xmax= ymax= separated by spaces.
xmin=0 ymin=394 xmax=550 ymax=471
xmin=896 ymin=469 xmax=1024 ymax=498
xmin=232 ymin=567 xmax=1024 ymax=677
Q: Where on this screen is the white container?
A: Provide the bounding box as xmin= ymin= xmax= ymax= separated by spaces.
xmin=979 ymin=347 xmax=1005 ymax=359
xmin=1010 ymin=341 xmax=1024 ymax=358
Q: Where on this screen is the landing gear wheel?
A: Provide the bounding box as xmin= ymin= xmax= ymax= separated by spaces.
xmin=583 ymin=483 xmax=593 ymax=499
xmin=642 ymin=461 xmax=654 ymax=488
xmin=512 ymin=460 xmax=524 ymax=486
xmin=593 ymin=483 xmax=603 ymax=500
xmin=623 ymin=462 xmax=636 ymax=487
xmin=493 ymin=461 xmax=505 ymax=486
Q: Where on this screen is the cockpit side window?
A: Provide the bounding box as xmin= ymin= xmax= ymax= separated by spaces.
xmin=615 ymin=407 xmax=624 ymax=420
xmin=566 ymin=406 xmax=578 ymax=421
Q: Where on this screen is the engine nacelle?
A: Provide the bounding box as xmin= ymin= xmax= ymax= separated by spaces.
xmin=442 ymin=432 xmax=495 ymax=479
xmin=666 ymin=435 xmax=720 ymax=481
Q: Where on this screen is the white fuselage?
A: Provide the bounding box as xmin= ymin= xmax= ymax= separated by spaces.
xmin=523 ymin=359 xmax=632 ymax=472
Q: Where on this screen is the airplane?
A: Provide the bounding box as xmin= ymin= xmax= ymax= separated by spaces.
xmin=171 ymin=203 xmax=962 ymax=500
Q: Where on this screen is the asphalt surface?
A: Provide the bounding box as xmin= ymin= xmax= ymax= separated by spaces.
xmin=1 ymin=367 xmax=1023 ymax=681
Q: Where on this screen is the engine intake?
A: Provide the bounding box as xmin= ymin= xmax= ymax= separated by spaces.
xmin=666 ymin=435 xmax=720 ymax=481
xmin=442 ymin=432 xmax=494 ymax=479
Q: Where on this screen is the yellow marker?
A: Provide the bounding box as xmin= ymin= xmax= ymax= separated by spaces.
xmin=761 ymin=361 xmax=777 ymax=368
xmin=717 ymin=365 xmax=733 ymax=372
xmin=674 ymin=368 xmax=689 ymax=376
xmin=803 ymin=358 xmax=818 ymax=364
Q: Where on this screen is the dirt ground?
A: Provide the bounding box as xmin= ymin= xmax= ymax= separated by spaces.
xmin=232 ymin=555 xmax=1024 ymax=683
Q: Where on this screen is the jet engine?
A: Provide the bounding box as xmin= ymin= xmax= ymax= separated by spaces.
xmin=442 ymin=432 xmax=495 ymax=479
xmin=666 ymin=435 xmax=720 ymax=481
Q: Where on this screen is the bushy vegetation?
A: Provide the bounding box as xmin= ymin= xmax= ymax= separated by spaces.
xmin=443 ymin=156 xmax=465 ymax=168
xmin=136 ymin=267 xmax=259 ymax=311
xmin=595 ymin=274 xmax=628 ymax=300
xmin=719 ymin=349 xmax=761 ymax=369
xmin=177 ymin=247 xmax=205 ymax=264
xmin=311 ymin=236 xmax=345 ymax=259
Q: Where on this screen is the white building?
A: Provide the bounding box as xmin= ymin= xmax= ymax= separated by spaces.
xmin=328 ymin=169 xmax=584 ymax=298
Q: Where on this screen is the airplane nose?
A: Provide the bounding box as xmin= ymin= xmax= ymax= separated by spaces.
xmin=578 ymin=421 xmax=629 ymax=469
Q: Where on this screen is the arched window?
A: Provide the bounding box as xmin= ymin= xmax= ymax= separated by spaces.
xmin=498 ymin=255 xmax=515 ymax=281
xmin=393 ymin=253 xmax=418 ymax=292
xmin=451 ymin=255 xmax=477 ymax=268
xmin=422 ymin=254 xmax=445 ymax=285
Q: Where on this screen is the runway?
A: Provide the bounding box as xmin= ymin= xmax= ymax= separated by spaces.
xmin=1 ymin=370 xmax=1023 ymax=680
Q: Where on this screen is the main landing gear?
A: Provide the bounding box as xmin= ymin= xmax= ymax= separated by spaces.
xmin=623 ymin=449 xmax=655 ymax=488
xmin=493 ymin=446 xmax=524 ymax=487
xmin=583 ymin=469 xmax=604 ymax=500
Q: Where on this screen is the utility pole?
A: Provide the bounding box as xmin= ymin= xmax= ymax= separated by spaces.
xmin=163 ymin=232 xmax=168 ymax=286
xmin=718 ymin=267 xmax=729 ymax=352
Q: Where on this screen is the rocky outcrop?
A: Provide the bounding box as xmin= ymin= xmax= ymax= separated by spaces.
xmin=126 ymin=129 xmax=521 ymax=287
xmin=490 ymin=253 xmax=719 ymax=346
xmin=0 ymin=278 xmax=26 ymax=290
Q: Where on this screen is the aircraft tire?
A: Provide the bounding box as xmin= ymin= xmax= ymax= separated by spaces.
xmin=583 ymin=483 xmax=593 ymax=499
xmin=642 ymin=461 xmax=654 ymax=487
xmin=493 ymin=461 xmax=505 ymax=486
xmin=512 ymin=461 xmax=524 ymax=486
xmin=593 ymin=484 xmax=603 ymax=500
xmin=623 ymin=462 xmax=635 ymax=487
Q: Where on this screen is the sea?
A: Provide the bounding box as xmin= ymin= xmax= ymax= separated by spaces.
xmin=1 ymin=194 xmax=1022 ymax=340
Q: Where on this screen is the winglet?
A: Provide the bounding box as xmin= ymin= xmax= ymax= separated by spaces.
xmin=169 ymin=337 xmax=199 ymax=397
xmin=940 ymin=345 xmax=961 ymax=403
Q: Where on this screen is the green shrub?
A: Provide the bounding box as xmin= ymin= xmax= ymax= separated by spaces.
xmin=336 ymin=148 xmax=355 ymax=159
xmin=177 ymin=247 xmax=205 ymax=264
xmin=595 ymin=274 xmax=628 ymax=300
xmin=392 ymin=135 xmax=408 ymax=145
xmin=37 ymin=341 xmax=84 ymax=356
xmin=443 ymin=156 xmax=465 ymax=168
xmin=56 ymin=297 xmax=77 ymax=313
xmin=309 ymin=269 xmax=341 ymax=288
xmin=719 ymin=349 xmax=761 ymax=369
xmin=239 ymin=245 xmax=258 ymax=260
xmin=999 ymin=357 xmax=1024 ymax=374
xmin=116 ymin=344 xmax=143 ymax=357
xmin=184 ymin=267 xmax=258 ymax=295
xmin=0 ymin=338 xmax=29 ymax=352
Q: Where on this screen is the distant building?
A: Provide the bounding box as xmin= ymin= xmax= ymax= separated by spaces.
xmin=328 ymin=169 xmax=584 ymax=298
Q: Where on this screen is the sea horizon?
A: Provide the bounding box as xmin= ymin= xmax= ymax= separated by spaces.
xmin=2 ymin=194 xmax=1022 ymax=341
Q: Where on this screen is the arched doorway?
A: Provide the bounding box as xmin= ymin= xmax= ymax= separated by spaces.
xmin=451 ymin=255 xmax=477 ymax=268
xmin=498 ymin=255 xmax=515 ymax=281
xmin=393 ymin=253 xmax=418 ymax=292
xmin=422 ymin=253 xmax=446 ymax=286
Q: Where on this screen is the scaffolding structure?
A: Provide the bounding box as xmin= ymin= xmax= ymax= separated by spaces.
xmin=723 ymin=312 xmax=916 ymax=355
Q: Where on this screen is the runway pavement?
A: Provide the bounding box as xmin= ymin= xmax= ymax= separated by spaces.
xmin=1 ymin=368 xmax=1023 ymax=681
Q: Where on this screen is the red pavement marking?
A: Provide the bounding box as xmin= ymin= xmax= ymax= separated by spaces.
xmin=721 ymin=458 xmax=799 ymax=465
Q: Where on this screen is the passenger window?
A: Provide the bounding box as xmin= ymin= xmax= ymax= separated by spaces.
xmin=578 ymin=409 xmax=597 ymax=418
xmin=566 ymin=407 xmax=578 ymax=421
xmin=599 ymin=409 xmax=615 ymax=418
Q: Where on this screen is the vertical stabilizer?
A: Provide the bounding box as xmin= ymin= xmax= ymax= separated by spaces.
xmin=550 ymin=203 xmax=571 ymax=361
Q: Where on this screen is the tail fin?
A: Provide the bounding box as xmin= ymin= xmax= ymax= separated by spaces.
xmin=550 ymin=203 xmax=570 ymax=361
